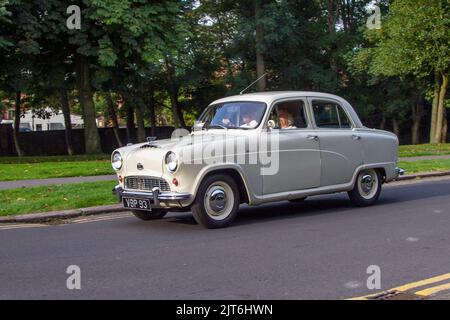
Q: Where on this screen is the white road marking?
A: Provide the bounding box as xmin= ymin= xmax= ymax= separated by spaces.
xmin=0 ymin=223 xmax=48 ymax=230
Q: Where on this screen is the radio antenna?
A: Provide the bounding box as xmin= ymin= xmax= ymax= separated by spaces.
xmin=239 ymin=73 xmax=267 ymax=95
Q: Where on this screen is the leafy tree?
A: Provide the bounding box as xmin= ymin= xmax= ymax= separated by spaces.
xmin=361 ymin=0 xmax=449 ymax=143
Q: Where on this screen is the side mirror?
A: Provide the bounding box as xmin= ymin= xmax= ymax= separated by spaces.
xmin=267 ymin=120 xmax=276 ymax=130
xmin=192 ymin=121 xmax=204 ymax=132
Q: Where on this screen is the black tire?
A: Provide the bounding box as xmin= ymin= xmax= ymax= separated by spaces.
xmin=348 ymin=169 xmax=382 ymax=207
xmin=191 ymin=174 xmax=240 ymax=229
xmin=289 ymin=197 xmax=307 ymax=203
xmin=132 ymin=209 xmax=168 ymax=221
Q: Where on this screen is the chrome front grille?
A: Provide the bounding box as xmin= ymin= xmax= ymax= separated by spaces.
xmin=124 ymin=176 xmax=171 ymax=192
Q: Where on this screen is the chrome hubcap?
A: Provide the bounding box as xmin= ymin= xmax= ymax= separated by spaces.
xmin=357 ymin=169 xmax=378 ymax=200
xmin=361 ymin=174 xmax=374 ymax=193
xmin=208 ymin=188 xmax=227 ymax=214
xmin=204 ymin=182 xmax=234 ymax=220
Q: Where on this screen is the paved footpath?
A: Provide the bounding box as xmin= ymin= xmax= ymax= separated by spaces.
xmin=0 ymin=175 xmax=116 ymax=190
xmin=399 ymin=155 xmax=450 ymax=162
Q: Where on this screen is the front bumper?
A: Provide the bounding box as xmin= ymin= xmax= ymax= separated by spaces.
xmin=112 ymin=185 xmax=191 ymax=207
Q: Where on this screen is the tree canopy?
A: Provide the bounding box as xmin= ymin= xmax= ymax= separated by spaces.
xmin=0 ymin=0 xmax=448 ymax=156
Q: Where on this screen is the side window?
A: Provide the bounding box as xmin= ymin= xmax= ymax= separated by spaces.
xmin=312 ymin=100 xmax=352 ymax=129
xmin=337 ymin=107 xmax=351 ymax=128
xmin=269 ymin=100 xmax=308 ymax=130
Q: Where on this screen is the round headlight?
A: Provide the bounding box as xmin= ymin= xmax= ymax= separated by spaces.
xmin=112 ymin=151 xmax=123 ymax=170
xmin=165 ymin=152 xmax=178 ymax=172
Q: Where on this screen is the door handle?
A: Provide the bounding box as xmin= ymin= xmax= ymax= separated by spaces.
xmin=306 ymin=135 xmax=319 ymax=141
xmin=352 ymin=135 xmax=361 ymax=140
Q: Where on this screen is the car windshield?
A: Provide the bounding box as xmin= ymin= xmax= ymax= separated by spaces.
xmin=198 ymin=101 xmax=266 ymax=130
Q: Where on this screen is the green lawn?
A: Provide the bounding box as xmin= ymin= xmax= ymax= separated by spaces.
xmin=399 ymin=143 xmax=450 ymax=158
xmin=398 ymin=159 xmax=450 ymax=174
xmin=0 ymin=181 xmax=118 ymax=216
xmin=0 ymin=161 xmax=114 ymax=181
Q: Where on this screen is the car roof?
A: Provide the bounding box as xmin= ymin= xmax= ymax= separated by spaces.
xmin=210 ymin=91 xmax=346 ymax=106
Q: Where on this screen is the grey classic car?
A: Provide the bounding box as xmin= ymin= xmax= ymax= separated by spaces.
xmin=112 ymin=91 xmax=403 ymax=228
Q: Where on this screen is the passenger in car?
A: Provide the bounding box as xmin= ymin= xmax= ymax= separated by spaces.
xmin=278 ymin=109 xmax=297 ymax=129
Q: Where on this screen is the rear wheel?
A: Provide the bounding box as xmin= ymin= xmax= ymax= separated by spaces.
xmin=348 ymin=169 xmax=382 ymax=206
xmin=191 ymin=174 xmax=240 ymax=229
xmin=132 ymin=209 xmax=168 ymax=221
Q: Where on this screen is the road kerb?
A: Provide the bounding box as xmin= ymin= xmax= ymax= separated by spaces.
xmin=1 ymin=171 xmax=450 ymax=224
xmin=0 ymin=204 xmax=124 ymax=224
xmin=397 ymin=170 xmax=450 ymax=181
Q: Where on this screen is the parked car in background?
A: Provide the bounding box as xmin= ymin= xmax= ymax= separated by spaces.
xmin=112 ymin=91 xmax=403 ymax=228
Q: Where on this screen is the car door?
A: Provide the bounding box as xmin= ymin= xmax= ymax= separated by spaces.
xmin=309 ymin=98 xmax=363 ymax=187
xmin=262 ymin=99 xmax=321 ymax=195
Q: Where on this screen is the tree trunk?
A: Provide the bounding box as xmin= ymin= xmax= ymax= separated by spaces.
xmin=13 ymin=91 xmax=23 ymax=157
xmin=442 ymin=107 xmax=448 ymax=143
xmin=379 ymin=115 xmax=386 ymax=130
xmin=75 ymin=56 xmax=101 ymax=154
xmin=433 ymin=74 xmax=448 ymax=143
xmin=392 ymin=118 xmax=400 ymax=138
xmin=430 ymin=73 xmax=441 ymax=143
xmin=255 ymin=0 xmax=266 ymax=91
xmin=135 ymin=102 xmax=146 ymax=143
xmin=126 ymin=103 xmax=136 ymax=144
xmin=327 ymin=0 xmax=339 ymax=73
xmin=411 ymin=94 xmax=423 ymax=145
xmin=164 ymin=57 xmax=185 ymax=128
xmin=147 ymin=91 xmax=156 ymax=136
xmin=105 ymin=92 xmax=122 ymax=147
xmin=60 ymin=89 xmax=74 ymax=155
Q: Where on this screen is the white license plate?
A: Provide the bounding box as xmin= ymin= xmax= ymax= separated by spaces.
xmin=123 ymin=197 xmax=152 ymax=211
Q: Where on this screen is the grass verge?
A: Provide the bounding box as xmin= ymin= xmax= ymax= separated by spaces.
xmin=0 ymin=181 xmax=118 ymax=216
xmin=399 ymin=143 xmax=450 ymax=158
xmin=0 ymin=161 xmax=114 ymax=181
xmin=398 ymin=159 xmax=450 ymax=174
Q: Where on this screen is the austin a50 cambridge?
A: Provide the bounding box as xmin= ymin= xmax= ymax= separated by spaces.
xmin=112 ymin=91 xmax=403 ymax=228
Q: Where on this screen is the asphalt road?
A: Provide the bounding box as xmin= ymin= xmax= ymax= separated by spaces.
xmin=1 ymin=177 xmax=450 ymax=299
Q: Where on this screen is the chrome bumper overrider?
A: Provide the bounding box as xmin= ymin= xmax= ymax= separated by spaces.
xmin=112 ymin=185 xmax=191 ymax=206
xmin=395 ymin=167 xmax=405 ymax=177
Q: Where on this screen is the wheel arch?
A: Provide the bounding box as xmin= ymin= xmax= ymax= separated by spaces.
xmin=195 ymin=166 xmax=252 ymax=204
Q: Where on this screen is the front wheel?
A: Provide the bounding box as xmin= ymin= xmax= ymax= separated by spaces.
xmin=348 ymin=169 xmax=382 ymax=206
xmin=191 ymin=174 xmax=240 ymax=229
xmin=132 ymin=209 xmax=168 ymax=221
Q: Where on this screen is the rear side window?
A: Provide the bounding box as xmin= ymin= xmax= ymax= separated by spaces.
xmin=312 ymin=100 xmax=352 ymax=129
